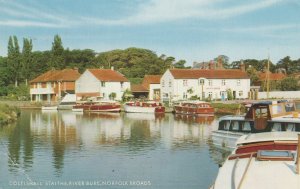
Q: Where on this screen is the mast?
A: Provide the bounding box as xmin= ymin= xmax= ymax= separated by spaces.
xmin=266 ymin=54 xmax=270 ymax=99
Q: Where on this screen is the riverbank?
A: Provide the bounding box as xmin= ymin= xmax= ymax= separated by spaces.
xmin=0 ymin=104 xmax=20 ymax=125
xmin=211 ymin=103 xmax=245 ymax=115
xmin=0 ymin=100 xmax=246 ymax=114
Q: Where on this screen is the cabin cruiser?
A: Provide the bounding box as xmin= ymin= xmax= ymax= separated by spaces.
xmin=173 ymin=101 xmax=214 ymax=116
xmin=210 ymin=132 xmax=300 ymax=189
xmin=72 ymin=100 xmax=121 ymax=112
xmin=212 ymin=101 xmax=300 ymax=149
xmin=124 ymin=101 xmax=165 ymax=113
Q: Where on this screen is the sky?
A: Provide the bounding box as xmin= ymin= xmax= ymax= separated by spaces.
xmin=0 ymin=0 xmax=300 ymax=66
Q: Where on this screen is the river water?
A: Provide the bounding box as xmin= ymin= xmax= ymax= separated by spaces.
xmin=0 ymin=110 xmax=231 ymax=189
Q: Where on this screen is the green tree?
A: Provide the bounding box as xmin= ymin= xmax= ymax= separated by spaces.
xmin=226 ymin=89 xmax=233 ymax=100
xmin=51 ymin=34 xmax=64 ymax=69
xmin=173 ymin=60 xmax=187 ymax=69
xmin=280 ymin=77 xmax=299 ymax=91
xmin=246 ymin=66 xmax=259 ymax=85
xmin=21 ymin=38 xmax=33 ymax=85
xmin=7 ymin=36 xmax=21 ymax=87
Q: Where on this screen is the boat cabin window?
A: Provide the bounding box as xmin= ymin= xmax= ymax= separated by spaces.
xmin=257 ymin=150 xmax=294 ymax=161
xmin=223 ymin=121 xmax=230 ymax=131
xmin=272 ymin=123 xmax=282 ymax=131
xmin=294 ymin=101 xmax=300 ymax=111
xmin=242 ymin=122 xmax=251 ymax=132
xmin=231 ymin=122 xmax=239 ymax=131
xmin=284 ymin=103 xmax=295 ymax=112
xmin=255 ymin=107 xmax=268 ymax=118
xmin=285 ymin=123 xmax=295 ymax=131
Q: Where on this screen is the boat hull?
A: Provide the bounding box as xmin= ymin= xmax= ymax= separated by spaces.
xmin=72 ymin=104 xmax=121 ymax=112
xmin=41 ymin=106 xmax=58 ymax=111
xmin=124 ymin=105 xmax=165 ymax=113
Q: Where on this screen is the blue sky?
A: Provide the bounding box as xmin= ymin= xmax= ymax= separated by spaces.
xmin=0 ymin=0 xmax=300 ymax=65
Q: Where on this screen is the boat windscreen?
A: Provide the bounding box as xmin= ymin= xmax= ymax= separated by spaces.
xmin=257 ymin=150 xmax=294 ymax=161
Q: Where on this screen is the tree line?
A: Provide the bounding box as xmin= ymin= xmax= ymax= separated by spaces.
xmin=0 ymin=35 xmax=300 ymax=98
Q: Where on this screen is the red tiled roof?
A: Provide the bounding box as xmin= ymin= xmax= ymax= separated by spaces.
xmin=141 ymin=75 xmax=162 ymax=90
xmin=131 ymin=84 xmax=148 ymax=92
xmin=169 ymin=69 xmax=249 ymax=79
xmin=258 ymin=72 xmax=286 ymax=81
xmin=143 ymin=75 xmax=161 ymax=84
xmin=30 ymin=69 xmax=81 ymax=83
xmin=88 ymin=69 xmax=129 ymax=82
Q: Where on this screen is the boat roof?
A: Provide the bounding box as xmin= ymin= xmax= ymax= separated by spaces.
xmin=237 ymin=132 xmax=299 ymax=145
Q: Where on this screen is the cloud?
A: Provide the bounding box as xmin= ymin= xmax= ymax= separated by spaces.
xmin=0 ymin=0 xmax=284 ymax=27
xmin=82 ymin=0 xmax=283 ymax=26
xmin=0 ymin=0 xmax=70 ymax=28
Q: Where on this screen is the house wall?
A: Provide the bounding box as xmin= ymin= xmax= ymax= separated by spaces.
xmin=75 ymin=70 xmax=130 ymax=101
xmin=160 ymin=69 xmax=250 ymax=101
xmin=76 ymin=70 xmax=100 ymax=94
xmin=100 ymin=81 xmax=130 ymax=100
xmin=149 ymin=84 xmax=160 ymax=100
xmin=160 ymin=70 xmax=175 ymax=101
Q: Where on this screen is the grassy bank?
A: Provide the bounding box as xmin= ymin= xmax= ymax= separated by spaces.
xmin=0 ymin=104 xmax=20 ymax=125
xmin=211 ymin=103 xmax=245 ymax=115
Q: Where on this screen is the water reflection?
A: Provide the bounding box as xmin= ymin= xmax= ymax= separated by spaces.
xmin=0 ymin=110 xmax=226 ymax=189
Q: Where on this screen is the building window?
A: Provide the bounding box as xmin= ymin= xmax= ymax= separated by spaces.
xmin=162 ymin=80 xmax=165 ymax=87
xmin=102 ymin=93 xmax=105 ymax=98
xmin=101 ymin=81 xmax=105 ymax=87
xmin=163 ymin=93 xmax=168 ymax=98
xmin=222 ymin=80 xmax=226 ymax=86
xmin=208 ymin=92 xmax=213 ymax=99
xmin=169 ymin=79 xmax=172 ymax=87
xmin=237 ymin=80 xmax=241 ymax=86
xmin=239 ymin=91 xmax=243 ymax=97
xmin=120 ymin=82 xmax=124 ymax=88
xmin=183 ymin=92 xmax=187 ymax=99
xmin=208 ymin=80 xmax=212 ymax=86
xmin=183 ymin=80 xmax=188 ymax=86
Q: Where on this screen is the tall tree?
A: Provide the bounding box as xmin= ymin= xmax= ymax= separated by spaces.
xmin=21 ymin=38 xmax=33 ymax=85
xmin=51 ymin=34 xmax=64 ymax=69
xmin=7 ymin=36 xmax=21 ymax=87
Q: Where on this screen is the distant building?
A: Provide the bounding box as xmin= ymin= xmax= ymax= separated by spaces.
xmin=254 ymin=71 xmax=286 ymax=88
xmin=131 ymin=75 xmax=162 ymax=100
xmin=75 ymin=68 xmax=130 ymax=101
xmin=30 ymin=68 xmax=81 ymax=102
xmin=160 ymin=68 xmax=250 ymax=101
xmin=193 ymin=57 xmax=225 ymax=70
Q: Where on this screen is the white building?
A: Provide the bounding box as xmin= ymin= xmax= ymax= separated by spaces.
xmin=131 ymin=75 xmax=161 ymax=100
xmin=75 ymin=69 xmax=130 ymax=101
xmin=160 ymin=69 xmax=250 ymax=101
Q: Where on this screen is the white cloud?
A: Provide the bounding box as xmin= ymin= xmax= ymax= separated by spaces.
xmin=0 ymin=0 xmax=70 ymax=27
xmin=82 ymin=0 xmax=283 ymax=25
xmin=0 ymin=0 xmax=284 ymax=27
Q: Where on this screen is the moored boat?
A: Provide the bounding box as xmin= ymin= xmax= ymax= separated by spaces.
xmin=173 ymin=101 xmax=214 ymax=116
xmin=124 ymin=101 xmax=165 ymax=113
xmin=41 ymin=105 xmax=58 ymax=111
xmin=212 ymin=101 xmax=300 ymax=150
xmin=72 ymin=100 xmax=121 ymax=112
xmin=211 ymin=132 xmax=300 ymax=189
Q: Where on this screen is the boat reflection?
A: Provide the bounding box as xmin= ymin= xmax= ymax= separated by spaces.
xmin=1 ymin=110 xmax=217 ymax=175
xmin=174 ymin=114 xmax=215 ymax=125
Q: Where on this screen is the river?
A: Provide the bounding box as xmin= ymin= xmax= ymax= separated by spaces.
xmin=0 ymin=110 xmax=231 ymax=189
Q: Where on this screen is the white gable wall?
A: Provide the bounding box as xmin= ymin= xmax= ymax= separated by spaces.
xmin=76 ymin=70 xmax=100 ymax=93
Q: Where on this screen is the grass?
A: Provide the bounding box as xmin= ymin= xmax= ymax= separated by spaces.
xmin=211 ymin=103 xmax=246 ymax=115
